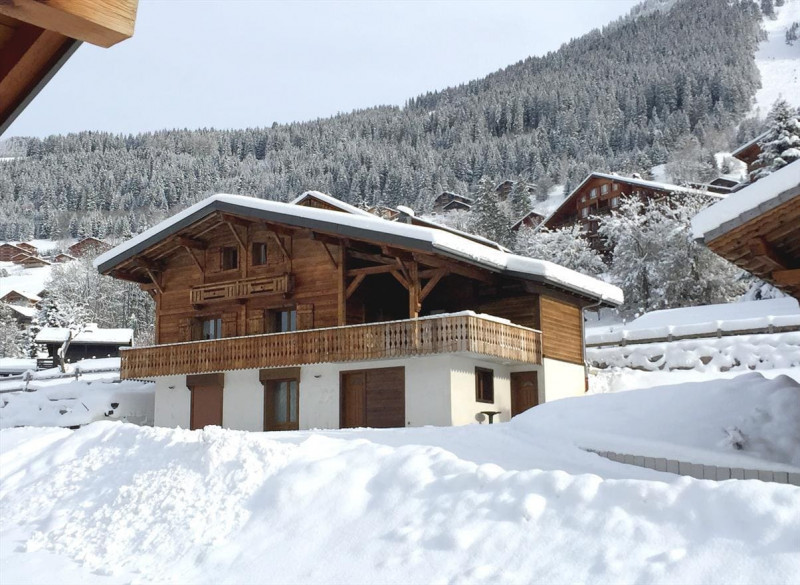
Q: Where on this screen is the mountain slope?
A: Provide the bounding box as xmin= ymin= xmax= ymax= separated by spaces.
xmin=0 ymin=0 xmax=764 ymax=242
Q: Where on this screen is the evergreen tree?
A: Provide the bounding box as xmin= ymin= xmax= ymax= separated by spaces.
xmin=515 ymin=225 xmax=606 ymax=277
xmin=750 ymin=100 xmax=800 ymax=182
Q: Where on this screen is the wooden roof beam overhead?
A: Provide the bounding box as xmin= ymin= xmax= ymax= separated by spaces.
xmin=0 ymin=0 xmax=140 ymax=48
xmin=773 ymin=269 xmax=800 ymax=287
xmin=749 ymin=237 xmax=788 ymax=272
xmin=175 ymin=235 xmax=207 ymax=250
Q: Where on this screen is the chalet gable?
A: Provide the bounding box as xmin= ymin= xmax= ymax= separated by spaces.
xmin=96 ymin=193 xmax=622 ymax=306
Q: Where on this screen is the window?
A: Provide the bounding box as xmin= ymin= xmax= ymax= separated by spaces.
xmin=271 ymin=309 xmax=297 ymax=333
xmin=264 ymin=378 xmax=299 ymax=431
xmin=601 ymin=183 xmax=609 ymax=195
xmin=475 ymin=367 xmax=494 ymax=403
xmin=580 ymin=207 xmax=589 ymax=218
xmin=612 ymin=182 xmax=618 ymax=192
xmin=252 ymin=242 xmax=267 ymax=266
xmin=201 ymin=317 xmax=222 ymax=340
xmin=590 ymin=188 xmax=598 ymax=199
xmin=221 ymin=246 xmax=238 ymax=270
xmin=611 ymin=196 xmax=619 ymax=208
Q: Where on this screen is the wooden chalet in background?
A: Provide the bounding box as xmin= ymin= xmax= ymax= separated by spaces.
xmin=35 ymin=324 xmax=134 ymax=367
xmin=97 ymin=192 xmax=622 ymax=432
xmin=68 ymin=237 xmax=111 ymax=258
xmin=511 ymin=211 xmax=545 ymax=232
xmin=693 ymin=162 xmax=800 ymax=300
xmin=1 ymin=289 xmax=41 ymax=306
xmin=731 ymin=132 xmax=766 ymax=176
xmin=541 ymin=172 xmax=713 ymax=247
xmin=53 ymin=253 xmax=75 ymax=263
xmin=0 ymin=243 xmax=27 ymax=262
xmin=14 ymin=242 xmax=38 ymax=256
xmin=14 ymin=255 xmax=50 ymax=268
xmin=433 ymin=192 xmax=473 ymax=213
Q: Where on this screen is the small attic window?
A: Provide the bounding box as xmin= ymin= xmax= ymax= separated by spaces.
xmin=221 ymin=247 xmax=238 ymax=270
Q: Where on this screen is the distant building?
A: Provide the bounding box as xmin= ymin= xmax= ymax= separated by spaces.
xmin=731 ymin=132 xmax=767 ymax=176
xmin=35 ymin=324 xmax=134 ymax=363
xmin=53 ymin=253 xmax=76 ymax=263
xmin=0 ymin=243 xmax=28 ymax=262
xmin=68 ymin=237 xmax=111 ymax=258
xmin=541 ymin=172 xmax=715 ymax=248
xmin=15 ymin=255 xmax=51 ymax=268
xmin=433 ymin=192 xmax=473 ymax=213
xmin=688 ymin=176 xmax=741 ymax=195
xmin=0 ymin=290 xmax=41 ymax=306
xmin=510 ymin=211 xmax=545 ymax=232
xmin=6 ymin=304 xmax=36 ymax=326
xmin=15 ymin=242 xmax=38 ymax=256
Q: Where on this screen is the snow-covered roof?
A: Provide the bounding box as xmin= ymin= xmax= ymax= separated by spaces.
xmin=7 ymin=304 xmax=36 ymax=318
xmin=36 ymin=325 xmax=134 ymax=346
xmin=95 ymin=193 xmax=623 ymax=306
xmin=542 ymin=171 xmax=714 ymax=227
xmin=691 ymin=162 xmax=800 ymax=241
xmin=290 ymin=191 xmax=375 ymax=217
xmin=1 ymin=289 xmax=41 ymax=302
xmin=731 ymin=132 xmax=768 ymax=159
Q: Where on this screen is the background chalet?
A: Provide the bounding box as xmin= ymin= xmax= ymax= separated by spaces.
xmin=97 ymin=192 xmax=622 ymax=432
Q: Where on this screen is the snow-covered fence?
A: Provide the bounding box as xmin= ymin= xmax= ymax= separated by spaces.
xmin=588 ymin=331 xmax=800 ymax=372
xmin=585 ymin=448 xmax=800 ymax=486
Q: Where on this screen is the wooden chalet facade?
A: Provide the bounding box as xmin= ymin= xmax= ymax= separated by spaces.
xmin=69 ymin=237 xmax=111 ymax=258
xmin=692 ymin=162 xmax=800 ymax=300
xmin=0 ymin=289 xmax=40 ymax=306
xmin=0 ymin=243 xmax=28 ymax=262
xmin=732 ymin=132 xmax=766 ymax=176
xmin=542 ymin=172 xmax=711 ymax=246
xmin=433 ymin=192 xmax=473 ymax=213
xmin=511 ymin=211 xmax=545 ymax=232
xmin=97 ymin=193 xmax=621 ymax=432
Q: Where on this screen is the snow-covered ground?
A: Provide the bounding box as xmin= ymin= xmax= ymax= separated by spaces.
xmin=531 ymin=184 xmax=566 ymax=217
xmin=0 ymin=358 xmax=154 ymax=429
xmin=754 ymin=0 xmax=800 ymax=114
xmin=0 ymin=262 xmax=51 ymax=299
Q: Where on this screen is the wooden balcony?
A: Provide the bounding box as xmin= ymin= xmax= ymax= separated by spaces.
xmin=190 ymin=274 xmax=292 ymax=304
xmin=120 ymin=314 xmax=542 ymax=379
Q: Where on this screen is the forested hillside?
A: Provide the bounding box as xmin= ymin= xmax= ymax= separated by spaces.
xmin=0 ymin=0 xmax=765 ymax=241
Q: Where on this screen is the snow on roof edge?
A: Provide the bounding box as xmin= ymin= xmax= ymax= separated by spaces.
xmin=95 ymin=193 xmax=622 ymax=306
xmin=691 ymin=162 xmax=800 ymax=241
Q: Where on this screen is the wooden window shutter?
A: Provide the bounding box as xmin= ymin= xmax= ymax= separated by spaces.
xmin=247 ymin=308 xmax=265 ymax=335
xmin=296 ymin=304 xmax=314 ymax=330
xmin=222 ymin=312 xmax=238 ymax=338
xmin=178 ymin=318 xmax=192 ymax=342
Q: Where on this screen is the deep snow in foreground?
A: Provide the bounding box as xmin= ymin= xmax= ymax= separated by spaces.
xmin=1 ymin=373 xmax=799 ymax=585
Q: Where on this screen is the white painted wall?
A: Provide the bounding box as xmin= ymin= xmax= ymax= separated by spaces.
xmin=541 ymin=357 xmax=586 ymax=402
xmin=153 ymin=375 xmax=191 ymax=428
xmin=449 ymin=357 xmax=512 ymax=425
xmin=223 ymin=370 xmax=263 ymax=431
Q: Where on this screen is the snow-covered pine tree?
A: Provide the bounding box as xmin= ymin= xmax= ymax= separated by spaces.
xmin=750 ymin=100 xmax=800 ymax=181
xmin=515 ymin=224 xmax=606 ymax=277
xmin=469 ymin=178 xmax=512 ymax=247
xmin=0 ymin=303 xmax=26 ymax=358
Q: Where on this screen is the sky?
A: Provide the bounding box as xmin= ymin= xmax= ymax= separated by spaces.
xmin=5 ymin=0 xmax=639 ymax=138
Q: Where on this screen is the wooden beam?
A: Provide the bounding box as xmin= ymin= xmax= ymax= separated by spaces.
xmin=420 ymin=269 xmax=447 ymax=302
xmin=347 ymin=250 xmax=396 ymax=265
xmin=175 ymin=235 xmax=207 ymax=250
xmin=414 ymin=254 xmax=495 ymax=284
xmin=0 ymin=0 xmax=139 ymax=48
xmin=321 ymin=242 xmax=337 ymax=269
xmin=143 ymin=267 xmax=163 ymax=295
xmin=269 ymin=232 xmax=290 ymax=261
xmin=182 ymin=245 xmax=204 ymax=273
xmin=773 ymin=268 xmax=800 ymax=287
xmin=221 ymin=213 xmax=252 ymax=229
xmin=337 ymin=245 xmax=346 ymax=326
xmin=390 ymin=269 xmax=409 ymax=290
xmin=749 ymin=237 xmax=787 ymax=272
xmin=346 ymin=264 xmax=396 ymax=277
xmin=345 ymin=274 xmax=366 ymax=299
xmin=225 ymin=221 xmax=246 ymax=252
xmin=408 ymin=261 xmax=420 ymax=318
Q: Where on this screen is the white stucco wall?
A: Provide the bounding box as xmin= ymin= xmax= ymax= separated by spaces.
xmin=541 ymin=357 xmax=586 ymax=402
xmin=223 ymin=370 xmax=263 ymax=431
xmin=153 ymin=375 xmax=191 ymax=428
xmin=449 ymin=357 xmax=512 ymax=425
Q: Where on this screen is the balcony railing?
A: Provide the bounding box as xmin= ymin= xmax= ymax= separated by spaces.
xmin=120 ymin=313 xmax=542 ymax=379
xmin=189 ymin=274 xmax=293 ymax=304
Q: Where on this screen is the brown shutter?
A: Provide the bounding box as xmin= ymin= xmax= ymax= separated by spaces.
xmin=296 ymin=304 xmax=314 ymax=330
xmin=222 ymin=312 xmax=238 ymax=337
xmin=247 ymin=308 xmax=265 ymax=335
xmin=190 ymin=319 xmax=203 ymax=341
xmin=178 ymin=318 xmax=192 ymax=342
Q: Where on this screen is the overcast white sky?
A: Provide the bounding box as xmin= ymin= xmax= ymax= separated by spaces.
xmin=6 ymin=0 xmax=638 ymax=138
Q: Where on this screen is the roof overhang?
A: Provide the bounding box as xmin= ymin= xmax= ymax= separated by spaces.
xmin=96 ymin=194 xmax=623 ymax=307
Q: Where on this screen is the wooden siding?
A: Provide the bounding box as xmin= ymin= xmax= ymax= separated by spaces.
xmin=539 ymin=295 xmax=583 ymax=364
xmin=121 ymin=314 xmax=542 ymax=379
xmin=477 ymin=296 xmax=540 ymax=330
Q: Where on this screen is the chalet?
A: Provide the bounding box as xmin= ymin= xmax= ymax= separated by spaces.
xmin=0 ymin=1 xmax=140 ymax=134
xmin=96 ymin=193 xmax=622 ymax=432
xmin=0 ymin=243 xmax=28 ymax=262
xmin=15 ymin=242 xmax=38 ymax=256
xmin=35 ymin=324 xmax=134 ymax=363
xmin=433 ymin=192 xmax=473 ymax=213
xmin=15 ymin=255 xmax=51 ymax=268
xmin=69 ymin=237 xmax=112 ymax=258
xmin=53 ymin=253 xmax=76 ymax=263
xmin=541 ymin=172 xmax=711 ymax=246
xmin=6 ymin=303 xmax=36 ymax=326
xmin=511 ymin=211 xmax=545 ymax=232
xmin=732 ymin=132 xmax=767 ymax=176
xmin=692 ymin=161 xmax=800 ymax=300
xmin=0 ymin=289 xmax=41 ymax=306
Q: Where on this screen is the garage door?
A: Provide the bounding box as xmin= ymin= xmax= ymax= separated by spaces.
xmin=340 ymin=367 xmax=405 ymax=429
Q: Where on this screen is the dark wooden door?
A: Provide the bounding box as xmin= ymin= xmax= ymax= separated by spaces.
xmin=188 ymin=373 xmax=224 ymax=430
xmin=340 ymin=367 xmax=404 ymax=428
xmin=511 ymin=371 xmax=539 ymax=417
